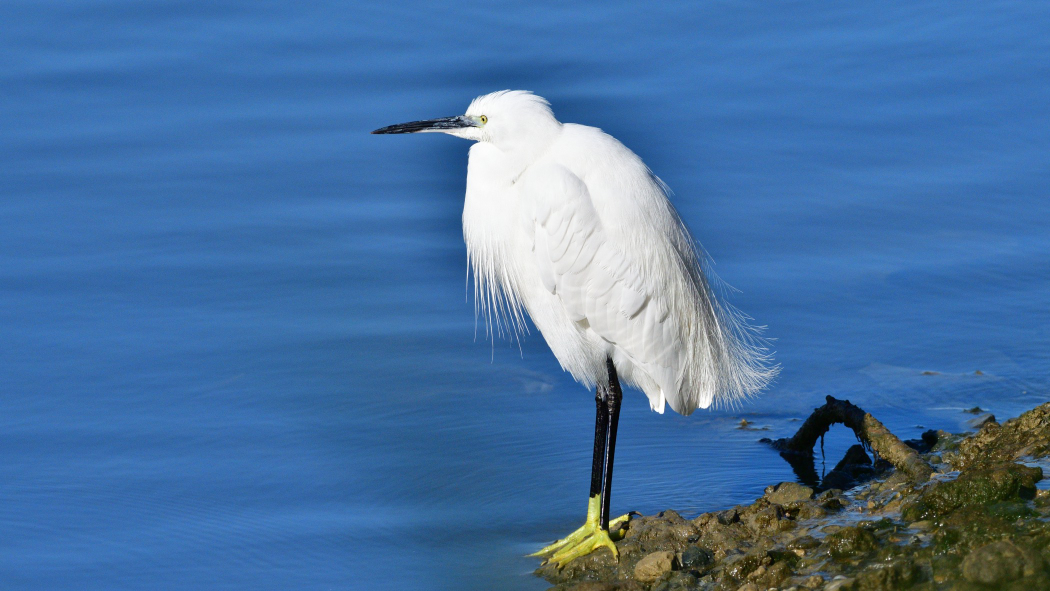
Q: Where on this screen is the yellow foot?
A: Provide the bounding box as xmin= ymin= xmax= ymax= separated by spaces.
xmin=530 ymin=495 xmax=630 ymax=567
xmin=547 ymin=525 xmax=622 ymax=567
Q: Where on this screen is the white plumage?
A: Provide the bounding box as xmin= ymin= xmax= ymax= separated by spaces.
xmin=452 ymin=91 xmax=777 ymax=414
xmin=374 ymin=90 xmax=779 ymax=564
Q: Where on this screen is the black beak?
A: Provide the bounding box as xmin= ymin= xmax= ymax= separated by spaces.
xmin=371 ymin=115 xmax=477 ymax=134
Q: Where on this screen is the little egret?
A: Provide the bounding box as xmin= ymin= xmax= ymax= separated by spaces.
xmin=373 ymin=91 xmax=776 ymax=566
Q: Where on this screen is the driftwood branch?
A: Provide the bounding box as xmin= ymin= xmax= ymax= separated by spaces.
xmin=768 ymin=395 xmax=933 ymax=483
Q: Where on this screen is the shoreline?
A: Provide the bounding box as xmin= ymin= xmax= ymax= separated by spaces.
xmin=536 ymin=401 xmax=1050 ymax=591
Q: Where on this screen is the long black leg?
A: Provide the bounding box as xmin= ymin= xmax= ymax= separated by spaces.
xmin=599 ymin=358 xmax=623 ymax=530
xmin=589 ymin=384 xmax=610 ymax=500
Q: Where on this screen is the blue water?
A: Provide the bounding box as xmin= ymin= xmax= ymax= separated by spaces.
xmin=3 ymin=1 xmax=1049 ymax=589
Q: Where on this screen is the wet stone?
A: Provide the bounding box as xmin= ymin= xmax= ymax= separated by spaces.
xmin=902 ymin=462 xmax=1042 ymax=521
xmin=633 ymin=550 xmax=676 ymax=583
xmin=826 ymin=526 xmax=878 ymax=561
xmin=820 ymin=469 xmax=859 ymax=491
xmin=649 ymin=571 xmax=697 ymax=591
xmin=908 ymin=520 xmax=931 ymax=531
xmin=656 ymin=509 xmax=686 ymax=523
xmin=715 ymin=508 xmax=739 ymax=525
xmin=850 ymin=558 xmax=920 ymax=590
xmin=789 ymin=501 xmax=827 ymax=520
xmin=816 ymin=490 xmax=846 ymax=511
xmin=836 ymin=444 xmax=873 ymax=469
xmin=679 ymin=545 xmax=713 ymax=571
xmin=800 ymin=574 xmax=823 ymax=588
xmin=625 ymin=513 xmax=699 ymax=552
xmin=961 ymin=540 xmax=1043 ymax=585
xmin=743 ymin=503 xmax=793 ymax=533
xmin=787 ymin=535 xmax=820 ymax=551
xmin=558 ymin=583 xmax=616 ymax=591
xmin=823 ymin=576 xmax=855 ymax=591
xmin=967 ymin=413 xmax=997 ymax=429
xmin=755 ymin=560 xmax=793 ymax=588
xmin=763 ymin=482 xmax=815 ymax=506
xmin=722 ymin=551 xmax=767 ymax=581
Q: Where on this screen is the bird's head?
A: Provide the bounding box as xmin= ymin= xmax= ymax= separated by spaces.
xmin=373 ymin=90 xmax=561 ymax=158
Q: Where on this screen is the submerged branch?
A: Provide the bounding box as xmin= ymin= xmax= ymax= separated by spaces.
xmin=767 ymin=395 xmax=934 ymax=483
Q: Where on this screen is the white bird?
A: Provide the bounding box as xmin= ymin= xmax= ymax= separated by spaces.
xmin=373 ymin=90 xmax=776 ymax=566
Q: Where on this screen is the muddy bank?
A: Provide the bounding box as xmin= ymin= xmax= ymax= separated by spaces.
xmin=536 ymin=400 xmax=1050 ymax=591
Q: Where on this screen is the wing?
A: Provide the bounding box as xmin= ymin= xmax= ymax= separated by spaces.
xmin=525 ymin=164 xmax=683 ymax=413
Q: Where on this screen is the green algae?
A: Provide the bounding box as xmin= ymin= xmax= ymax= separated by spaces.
xmin=902 ymin=463 xmax=1042 ymax=521
xmin=826 ymin=526 xmax=879 ymax=561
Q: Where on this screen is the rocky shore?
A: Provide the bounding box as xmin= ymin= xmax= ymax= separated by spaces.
xmin=536 ymin=400 xmax=1050 ymax=591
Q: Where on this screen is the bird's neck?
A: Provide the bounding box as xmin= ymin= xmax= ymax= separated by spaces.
xmin=494 ymin=127 xmax=560 ymax=178
xmin=462 ymin=152 xmax=529 ymax=341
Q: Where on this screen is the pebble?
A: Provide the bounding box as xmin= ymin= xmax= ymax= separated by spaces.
xmin=824 ymin=576 xmax=855 ymax=591
xmin=801 ymin=574 xmax=824 ymax=589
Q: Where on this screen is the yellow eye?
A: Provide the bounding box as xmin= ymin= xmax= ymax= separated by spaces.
xmin=479 ymin=115 xmax=488 ymax=124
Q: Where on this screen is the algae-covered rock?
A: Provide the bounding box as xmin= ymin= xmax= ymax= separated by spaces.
xmin=678 ymin=545 xmax=713 ymax=571
xmin=902 ymin=462 xmax=1042 ymax=521
xmin=799 ymin=573 xmax=824 ymax=588
xmin=826 ymin=525 xmax=879 ymax=560
xmin=628 ymin=510 xmax=698 ymax=550
xmin=816 ymin=489 xmax=847 ymax=511
xmin=763 ymin=481 xmax=815 ymax=505
xmin=787 ymin=535 xmax=819 ymax=552
xmin=721 ymin=551 xmax=766 ymax=581
xmin=849 ymin=558 xmax=920 ymax=590
xmin=650 ymin=571 xmax=698 ymax=591
xmin=536 ymin=401 xmax=1050 ymax=591
xmin=961 ymin=539 xmax=1044 ymax=585
xmin=950 ymin=402 xmax=1050 ymax=470
xmin=743 ymin=503 xmax=794 ymax=533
